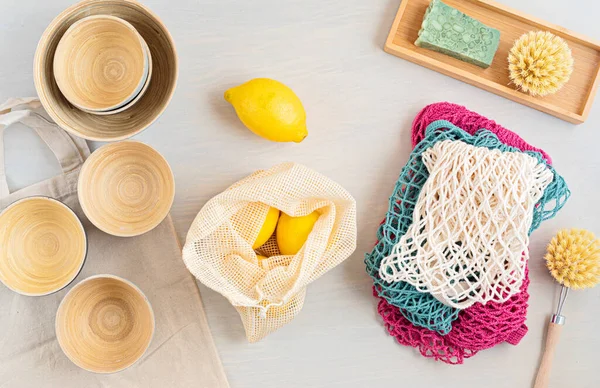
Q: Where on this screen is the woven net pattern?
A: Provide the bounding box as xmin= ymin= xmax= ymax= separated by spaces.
xmin=367 ymin=103 xmax=570 ymax=363
xmin=365 ymin=120 xmax=570 ymax=334
xmin=445 ymin=265 xmax=530 ymax=349
xmin=379 ymin=140 xmax=553 ymax=309
xmin=183 ymin=162 xmax=357 ymax=342
xmin=371 ymin=105 xmax=569 ymax=362
xmin=411 ymin=101 xmax=552 ymax=164
xmin=377 ymin=265 xmax=530 ymax=364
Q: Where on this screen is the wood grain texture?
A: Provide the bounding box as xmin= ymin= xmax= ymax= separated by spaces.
xmin=34 ymin=0 xmax=178 ymax=141
xmin=78 ymin=141 xmax=175 ymax=237
xmin=384 ymin=0 xmax=600 ymax=124
xmin=55 ymin=275 xmax=155 ymax=373
xmin=53 ymin=15 xmax=149 ymax=112
xmin=0 ymin=197 xmax=86 ymax=296
xmin=88 ymin=41 xmax=153 ymax=116
xmin=2 ymin=0 xmax=600 ymax=387
xmin=533 ymin=321 xmax=563 ymax=388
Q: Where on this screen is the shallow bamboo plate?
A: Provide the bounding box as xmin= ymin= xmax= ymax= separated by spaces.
xmin=53 ymin=15 xmax=149 ymax=112
xmin=56 ymin=275 xmax=155 ymax=373
xmin=0 ymin=197 xmax=87 ymax=296
xmin=34 ymin=0 xmax=178 ymax=141
xmin=78 ymin=141 xmax=175 ymax=237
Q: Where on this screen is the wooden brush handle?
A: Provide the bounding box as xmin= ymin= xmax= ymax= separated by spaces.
xmin=533 ymin=320 xmax=563 ymax=388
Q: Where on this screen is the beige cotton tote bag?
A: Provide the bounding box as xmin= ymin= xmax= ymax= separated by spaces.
xmin=0 ymin=98 xmax=229 ymax=388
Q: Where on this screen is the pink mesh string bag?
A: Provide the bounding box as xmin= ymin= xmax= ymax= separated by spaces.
xmin=377 ymin=267 xmax=530 ymax=364
xmin=377 ymin=102 xmax=551 ymax=364
xmin=411 ymin=102 xmax=552 ymax=164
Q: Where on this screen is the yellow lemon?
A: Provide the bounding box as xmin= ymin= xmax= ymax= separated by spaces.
xmin=256 ymin=255 xmax=268 ymax=261
xmin=253 ymin=206 xmax=280 ymax=249
xmin=224 ymin=78 xmax=308 ymax=143
xmin=276 ymin=211 xmax=320 ymax=255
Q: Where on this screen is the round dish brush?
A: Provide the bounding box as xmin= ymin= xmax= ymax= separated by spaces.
xmin=534 ymin=229 xmax=600 ymax=388
xmin=508 ymin=31 xmax=574 ymax=97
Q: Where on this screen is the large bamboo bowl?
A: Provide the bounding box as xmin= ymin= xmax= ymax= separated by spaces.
xmin=53 ymin=15 xmax=149 ymax=112
xmin=0 ymin=197 xmax=87 ymax=296
xmin=78 ymin=141 xmax=175 ymax=237
xmin=34 ymin=0 xmax=178 ymax=141
xmin=56 ymin=275 xmax=155 ymax=373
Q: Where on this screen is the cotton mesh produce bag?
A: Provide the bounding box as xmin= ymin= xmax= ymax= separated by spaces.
xmin=183 ymin=162 xmax=356 ymax=341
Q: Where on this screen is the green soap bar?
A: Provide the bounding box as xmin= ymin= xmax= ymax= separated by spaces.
xmin=415 ymin=0 xmax=500 ymax=68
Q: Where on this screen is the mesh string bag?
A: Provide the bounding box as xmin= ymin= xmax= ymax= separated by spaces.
xmin=365 ymin=121 xmax=569 ymax=333
xmin=377 ymin=265 xmax=530 ymax=364
xmin=411 ymin=101 xmax=552 ymax=164
xmin=379 ymin=140 xmax=554 ymax=309
xmin=377 ymin=291 xmax=476 ymax=365
xmin=445 ymin=265 xmax=531 ymax=349
xmin=366 ymin=104 xmax=570 ymax=363
xmin=183 ymin=162 xmax=356 ymax=342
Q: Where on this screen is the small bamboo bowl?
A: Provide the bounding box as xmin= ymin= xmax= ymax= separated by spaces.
xmin=0 ymin=197 xmax=87 ymax=296
xmin=78 ymin=141 xmax=175 ymax=237
xmin=82 ymin=39 xmax=153 ymax=116
xmin=34 ymin=0 xmax=178 ymax=141
xmin=56 ymin=275 xmax=155 ymax=373
xmin=53 ymin=15 xmax=150 ymax=113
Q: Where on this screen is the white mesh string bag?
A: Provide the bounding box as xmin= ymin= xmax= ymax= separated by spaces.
xmin=183 ymin=162 xmax=356 ymax=341
xmin=379 ymin=140 xmax=553 ymax=309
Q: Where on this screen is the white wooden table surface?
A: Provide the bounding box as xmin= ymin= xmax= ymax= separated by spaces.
xmin=2 ymin=0 xmax=600 ymax=387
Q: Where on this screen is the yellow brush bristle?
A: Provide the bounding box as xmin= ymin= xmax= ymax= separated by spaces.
xmin=545 ymin=228 xmax=600 ymax=289
xmin=508 ymin=31 xmax=574 ymax=97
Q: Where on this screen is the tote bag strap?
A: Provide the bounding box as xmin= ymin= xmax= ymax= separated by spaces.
xmin=0 ymin=97 xmax=91 ymax=199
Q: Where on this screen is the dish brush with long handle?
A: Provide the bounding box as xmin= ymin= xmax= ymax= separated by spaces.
xmin=534 ymin=229 xmax=600 ymax=388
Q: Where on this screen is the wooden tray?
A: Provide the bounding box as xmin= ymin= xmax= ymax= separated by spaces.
xmin=384 ymin=0 xmax=600 ymax=124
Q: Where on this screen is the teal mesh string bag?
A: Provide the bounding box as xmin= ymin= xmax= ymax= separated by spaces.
xmin=365 ymin=120 xmax=570 ymax=334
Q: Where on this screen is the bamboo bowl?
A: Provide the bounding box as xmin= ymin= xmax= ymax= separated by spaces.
xmin=0 ymin=197 xmax=87 ymax=296
xmin=56 ymin=275 xmax=154 ymax=373
xmin=82 ymin=39 xmax=153 ymax=116
xmin=78 ymin=141 xmax=175 ymax=237
xmin=53 ymin=15 xmax=150 ymax=113
xmin=34 ymin=0 xmax=178 ymax=141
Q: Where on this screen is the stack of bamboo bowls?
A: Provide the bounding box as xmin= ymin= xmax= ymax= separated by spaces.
xmin=53 ymin=15 xmax=153 ymax=116
xmin=34 ymin=0 xmax=178 ymax=141
xmin=0 ymin=0 xmax=178 ymax=374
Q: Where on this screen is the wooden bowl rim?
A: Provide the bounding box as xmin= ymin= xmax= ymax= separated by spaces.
xmin=34 ymin=0 xmax=179 ymax=142
xmin=53 ymin=14 xmax=149 ymax=112
xmin=55 ymin=274 xmax=155 ymax=374
xmin=77 ymin=140 xmax=175 ymax=237
xmin=0 ymin=196 xmax=88 ymax=297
